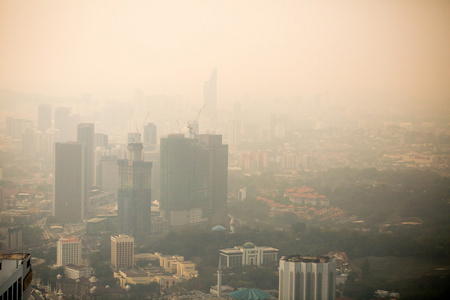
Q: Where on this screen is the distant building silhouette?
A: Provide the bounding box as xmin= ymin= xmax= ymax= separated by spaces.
xmin=54 ymin=107 xmax=71 ymax=142
xmin=160 ymin=134 xmax=228 ymax=228
xmin=37 ymin=104 xmax=52 ymax=133
xmin=54 ymin=142 xmax=85 ymax=222
xmin=117 ymin=143 xmax=152 ymax=243
xmin=143 ymin=122 xmax=157 ymax=150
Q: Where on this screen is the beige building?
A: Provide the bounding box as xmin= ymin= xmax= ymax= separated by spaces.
xmin=115 ymin=269 xmax=152 ymax=288
xmin=57 ymin=236 xmax=82 ymax=267
xmin=111 ymin=234 xmax=134 ymax=270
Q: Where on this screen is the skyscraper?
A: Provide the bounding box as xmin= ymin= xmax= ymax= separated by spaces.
xmin=197 ymin=134 xmax=228 ymax=225
xmin=54 ymin=107 xmax=71 ymax=142
xmin=117 ymin=143 xmax=152 ymax=244
xmin=77 ymin=123 xmax=95 ymax=187
xmin=53 ymin=142 xmax=85 ymax=222
xmin=278 ymin=255 xmax=336 ymax=300
xmin=160 ymin=134 xmax=228 ymax=228
xmin=143 ymin=122 xmax=157 ymax=150
xmin=37 ymin=104 xmax=52 ymax=133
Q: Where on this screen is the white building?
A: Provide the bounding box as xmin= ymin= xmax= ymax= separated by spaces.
xmin=0 ymin=253 xmax=33 ymax=300
xmin=56 ymin=236 xmax=82 ymax=267
xmin=64 ymin=264 xmax=93 ymax=280
xmin=219 ymin=242 xmax=278 ymax=267
xmin=111 ymin=234 xmax=134 ymax=270
xmin=279 ymin=255 xmax=336 ymax=300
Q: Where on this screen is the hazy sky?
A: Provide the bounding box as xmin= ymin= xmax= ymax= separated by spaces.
xmin=1 ymin=0 xmax=449 ymax=104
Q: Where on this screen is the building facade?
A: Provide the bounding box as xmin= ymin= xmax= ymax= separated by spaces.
xmin=57 ymin=237 xmax=82 ymax=267
xmin=0 ymin=253 xmax=33 ymax=300
xmin=111 ymin=234 xmax=134 ymax=270
xmin=160 ymin=134 xmax=228 ymax=228
xmin=219 ymin=242 xmax=279 ymax=268
xmin=117 ymin=143 xmax=152 ymax=243
xmin=279 ymin=255 xmax=336 ymax=300
xmin=64 ymin=264 xmax=93 ymax=280
xmin=54 ymin=142 xmax=85 ymax=222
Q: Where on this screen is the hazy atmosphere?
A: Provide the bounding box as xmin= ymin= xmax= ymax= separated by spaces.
xmin=1 ymin=0 xmax=450 ymax=103
xmin=0 ymin=1 xmax=449 ymax=300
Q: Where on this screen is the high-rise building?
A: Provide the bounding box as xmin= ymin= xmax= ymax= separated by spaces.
xmin=57 ymin=236 xmax=82 ymax=267
xmin=143 ymin=122 xmax=157 ymax=150
xmin=37 ymin=104 xmax=52 ymax=133
xmin=54 ymin=107 xmax=71 ymax=142
xmin=160 ymin=134 xmax=228 ymax=228
xmin=278 ymin=255 xmax=336 ymax=300
xmin=117 ymin=143 xmax=152 ymax=243
xmin=197 ymin=134 xmax=228 ymax=225
xmin=77 ymin=123 xmax=95 ymax=187
xmin=111 ymin=234 xmax=134 ymax=270
xmin=0 ymin=253 xmax=33 ymax=300
xmin=228 ymin=119 xmax=241 ymax=148
xmin=53 ymin=142 xmax=85 ymax=222
xmin=7 ymin=227 xmax=23 ymax=250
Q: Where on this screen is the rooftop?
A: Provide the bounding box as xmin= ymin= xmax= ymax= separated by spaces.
xmin=60 ymin=236 xmax=80 ymax=243
xmin=0 ymin=253 xmax=30 ymax=260
xmin=282 ymin=255 xmax=331 ymax=263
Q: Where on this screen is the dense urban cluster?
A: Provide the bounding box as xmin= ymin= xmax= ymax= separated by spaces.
xmin=0 ymin=69 xmax=449 ymax=300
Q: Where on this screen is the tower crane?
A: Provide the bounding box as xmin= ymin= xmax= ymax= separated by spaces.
xmin=187 ymin=104 xmax=206 ymax=139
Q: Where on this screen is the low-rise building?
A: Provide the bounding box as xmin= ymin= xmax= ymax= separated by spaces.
xmin=64 ymin=264 xmax=93 ymax=280
xmin=219 ymin=242 xmax=279 ymax=267
xmin=114 ymin=269 xmax=153 ymax=288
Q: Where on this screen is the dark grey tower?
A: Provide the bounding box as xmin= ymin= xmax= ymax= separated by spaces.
xmin=77 ymin=123 xmax=95 ymax=215
xmin=160 ymin=133 xmax=228 ymax=228
xmin=118 ymin=143 xmax=152 ymax=244
xmin=143 ymin=123 xmax=157 ymax=150
xmin=54 ymin=142 xmax=85 ymax=222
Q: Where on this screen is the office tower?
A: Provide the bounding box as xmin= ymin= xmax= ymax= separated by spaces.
xmin=54 ymin=142 xmax=85 ymax=222
xmin=37 ymin=104 xmax=52 ymax=133
xmin=7 ymin=227 xmax=23 ymax=250
xmin=111 ymin=234 xmax=134 ymax=270
xmin=160 ymin=134 xmax=228 ymax=228
xmin=56 ymin=236 xmax=82 ymax=267
xmin=203 ymin=68 xmax=218 ymax=129
xmin=5 ymin=118 xmax=33 ymax=139
xmin=278 ymin=255 xmax=336 ymax=300
xmin=143 ymin=122 xmax=157 ymax=150
xmin=54 ymin=107 xmax=71 ymax=142
xmin=228 ymin=119 xmax=241 ymax=148
xmin=197 ymin=134 xmax=228 ymax=225
xmin=94 ymin=133 xmax=109 ymax=148
xmin=0 ymin=253 xmax=33 ymax=300
xmin=98 ymin=156 xmax=119 ymax=199
xmin=117 ymin=143 xmax=152 ymax=243
xmin=77 ymin=123 xmax=95 ymax=187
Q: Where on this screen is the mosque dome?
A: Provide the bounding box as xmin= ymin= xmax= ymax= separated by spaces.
xmin=243 ymin=242 xmax=256 ymax=249
xmin=211 ymin=225 xmax=226 ymax=232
